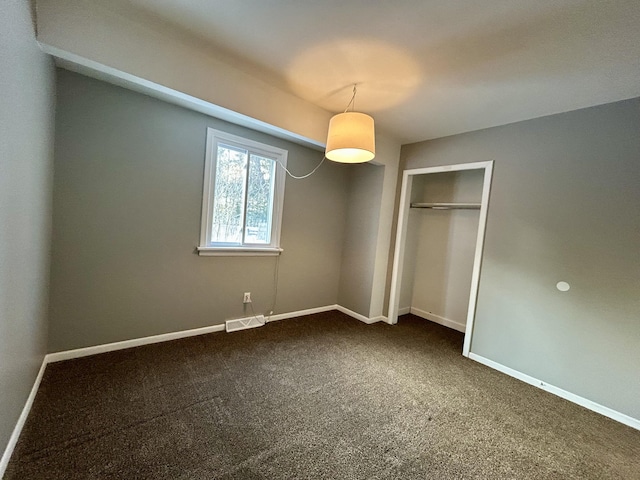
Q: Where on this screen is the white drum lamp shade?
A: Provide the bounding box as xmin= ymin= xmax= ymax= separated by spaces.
xmin=325 ymin=112 xmax=375 ymax=163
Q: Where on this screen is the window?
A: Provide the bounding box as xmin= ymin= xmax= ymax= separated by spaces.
xmin=198 ymin=128 xmax=287 ymax=256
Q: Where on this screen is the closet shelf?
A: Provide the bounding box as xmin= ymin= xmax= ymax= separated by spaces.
xmin=410 ymin=202 xmax=481 ymax=210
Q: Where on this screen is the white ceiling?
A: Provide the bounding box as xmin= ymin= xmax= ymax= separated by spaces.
xmin=109 ymin=0 xmax=640 ymax=144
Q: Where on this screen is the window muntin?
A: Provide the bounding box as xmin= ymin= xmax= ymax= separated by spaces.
xmin=199 ymin=129 xmax=286 ymax=255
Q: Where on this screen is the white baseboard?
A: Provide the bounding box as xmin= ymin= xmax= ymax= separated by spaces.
xmin=397 ymin=306 xmax=411 ymax=316
xmin=266 ymin=305 xmax=336 ymax=322
xmin=469 ymin=353 xmax=640 ymax=431
xmin=0 ymin=359 xmax=48 ymax=478
xmin=335 ymin=305 xmax=381 ymax=324
xmin=410 ymin=307 xmax=466 ymax=333
xmin=46 ymin=304 xmax=383 ymax=363
xmin=269 ymin=304 xmax=384 ymax=325
xmin=46 ymin=323 xmax=227 ymax=363
xmin=369 ymin=315 xmax=389 ymax=324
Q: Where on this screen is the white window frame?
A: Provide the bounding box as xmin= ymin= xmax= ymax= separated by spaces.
xmin=197 ymin=128 xmax=287 ymax=256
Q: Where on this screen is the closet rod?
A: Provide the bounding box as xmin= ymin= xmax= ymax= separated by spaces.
xmin=410 ymin=202 xmax=481 ymax=210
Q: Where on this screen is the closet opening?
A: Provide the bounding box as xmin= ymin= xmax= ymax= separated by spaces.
xmin=388 ymin=161 xmax=493 ymax=357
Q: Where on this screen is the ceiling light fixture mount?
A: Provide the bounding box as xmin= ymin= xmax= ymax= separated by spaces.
xmin=325 ymin=85 xmax=375 ymax=164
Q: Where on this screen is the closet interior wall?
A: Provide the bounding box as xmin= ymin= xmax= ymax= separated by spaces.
xmin=399 ymin=170 xmax=484 ymax=332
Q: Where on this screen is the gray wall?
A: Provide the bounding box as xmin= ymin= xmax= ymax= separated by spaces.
xmin=338 ymin=163 xmax=385 ymax=317
xmin=0 ymin=0 xmax=55 ymax=457
xmin=400 ymin=98 xmax=640 ymax=420
xmin=49 ymin=69 xmax=349 ymax=352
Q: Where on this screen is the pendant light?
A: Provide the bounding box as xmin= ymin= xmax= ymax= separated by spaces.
xmin=325 ymin=85 xmax=375 ymax=163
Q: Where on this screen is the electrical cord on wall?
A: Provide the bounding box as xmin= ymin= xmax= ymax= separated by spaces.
xmin=248 ymin=302 xmax=266 ymax=326
xmin=266 ymin=254 xmax=280 ymax=323
xmin=244 ymin=255 xmax=280 ymax=326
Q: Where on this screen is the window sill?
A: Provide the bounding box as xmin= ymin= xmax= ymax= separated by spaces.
xmin=197 ymin=246 xmax=283 ymax=257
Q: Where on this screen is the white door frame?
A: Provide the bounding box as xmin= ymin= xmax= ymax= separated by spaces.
xmin=388 ymin=161 xmax=494 ymax=357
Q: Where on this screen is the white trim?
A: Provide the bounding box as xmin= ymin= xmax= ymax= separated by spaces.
xmin=46 ymin=324 xmax=226 ymax=363
xmin=197 ymin=246 xmax=283 ymax=257
xmin=401 ymin=162 xmax=491 ymax=176
xmin=379 ymin=316 xmax=394 ymax=325
xmin=266 ymin=305 xmax=336 ymax=322
xmin=387 ymin=161 xmax=494 ymax=358
xmin=336 ymin=305 xmax=381 ymax=324
xmin=397 ymin=306 xmax=411 ymax=316
xmin=462 ymin=161 xmax=493 ymax=356
xmin=199 ymin=127 xmax=216 ymax=250
xmin=388 ymin=169 xmax=413 ymax=326
xmin=0 ymin=359 xmax=48 ymax=478
xmin=410 ymin=307 xmax=466 ymax=333
xmin=198 ymin=128 xmax=287 ymax=253
xmin=469 ymin=353 xmax=640 ymax=431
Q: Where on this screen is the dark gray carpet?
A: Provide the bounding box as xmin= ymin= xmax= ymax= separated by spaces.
xmin=5 ymin=312 xmax=640 ymax=479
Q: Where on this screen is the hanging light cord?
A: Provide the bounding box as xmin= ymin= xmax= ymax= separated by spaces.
xmin=276 ymin=155 xmax=326 ymax=179
xmin=344 ymin=84 xmax=357 ymax=113
xmin=274 ymin=83 xmax=356 ymax=179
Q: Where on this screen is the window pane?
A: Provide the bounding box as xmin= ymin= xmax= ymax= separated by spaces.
xmin=244 ymin=154 xmax=275 ymax=244
xmin=211 ymin=144 xmax=247 ymax=243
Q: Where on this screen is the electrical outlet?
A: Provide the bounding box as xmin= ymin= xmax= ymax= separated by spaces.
xmin=243 ymin=292 xmax=251 ymax=303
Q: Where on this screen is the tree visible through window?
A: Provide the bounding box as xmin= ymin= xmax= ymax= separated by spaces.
xmin=199 ymin=129 xmax=287 ymax=255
